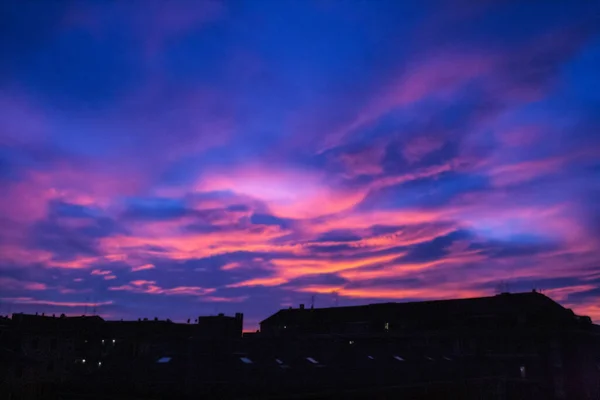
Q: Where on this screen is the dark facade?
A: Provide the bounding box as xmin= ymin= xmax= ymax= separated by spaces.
xmin=260 ymin=291 xmax=583 ymax=335
xmin=197 ymin=312 xmax=244 ymax=338
xmin=259 ymin=291 xmax=600 ymax=400
xmin=2 ymin=293 xmax=599 ymax=400
xmin=0 ymin=312 xmax=243 ymax=399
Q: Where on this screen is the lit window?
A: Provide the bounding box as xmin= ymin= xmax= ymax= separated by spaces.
xmin=82 ymin=359 xmax=86 ymax=364
xmin=520 ymin=366 xmax=526 ymax=378
xmin=384 ymin=322 xmax=389 ymax=331
xmin=283 ymin=325 xmax=287 ymax=329
xmin=393 ymin=356 xmax=404 ymax=361
xmin=101 ymin=339 xmax=105 ymax=344
xmin=240 ymin=357 xmax=253 ymax=364
xmin=98 ymin=361 xmax=102 ymax=367
xmin=349 ymin=340 xmax=354 ymax=345
xmin=306 ymin=357 xmax=319 ymax=364
xmin=367 ymin=356 xmax=374 ymax=360
xmin=275 ymin=359 xmax=284 ymax=365
xmin=112 ymin=339 xmax=116 ymax=344
xmin=157 ymin=357 xmax=171 ymax=363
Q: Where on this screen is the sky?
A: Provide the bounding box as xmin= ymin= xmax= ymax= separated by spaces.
xmin=1 ymin=0 xmax=599 ymax=330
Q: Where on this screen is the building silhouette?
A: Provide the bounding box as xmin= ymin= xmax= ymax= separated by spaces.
xmin=1 ymin=292 xmax=599 ymax=399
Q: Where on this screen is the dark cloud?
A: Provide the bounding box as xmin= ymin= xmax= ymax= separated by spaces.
xmin=401 ymin=230 xmax=473 ymax=263
xmin=249 ymin=213 xmax=291 ymax=229
xmin=122 ymin=197 xmax=190 ymax=221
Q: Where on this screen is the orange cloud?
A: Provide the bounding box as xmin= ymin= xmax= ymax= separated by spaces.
xmin=296 ymin=284 xmax=486 ymax=301
xmin=226 ymin=277 xmax=288 ymax=288
xmin=221 ymin=262 xmax=241 ymax=271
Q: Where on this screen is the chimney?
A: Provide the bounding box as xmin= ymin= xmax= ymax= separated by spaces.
xmin=235 ymin=313 xmax=244 ymax=337
xmin=299 ymin=304 xmax=305 ymax=310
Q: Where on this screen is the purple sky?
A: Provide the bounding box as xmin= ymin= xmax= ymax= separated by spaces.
xmin=1 ymin=1 xmax=599 ymax=330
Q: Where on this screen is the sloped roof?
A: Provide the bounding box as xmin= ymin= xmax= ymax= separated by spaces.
xmin=260 ymin=292 xmax=570 ymax=326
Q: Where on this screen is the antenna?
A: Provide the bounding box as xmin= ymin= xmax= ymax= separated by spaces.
xmin=91 ymin=295 xmax=96 ymax=316
xmin=495 ymin=280 xmax=510 ymax=294
xmin=310 ymin=295 xmax=315 ymax=309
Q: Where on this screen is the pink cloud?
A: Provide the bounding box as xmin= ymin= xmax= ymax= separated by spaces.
xmin=91 ymin=269 xmax=112 ymax=276
xmin=495 ymin=125 xmax=541 ymax=148
xmin=109 ymin=281 xmax=215 ymax=297
xmin=0 ymin=277 xmax=48 ymax=291
xmin=1 ymin=297 xmax=113 ymax=307
xmin=221 ymin=262 xmax=241 ymax=271
xmin=226 ymin=277 xmax=288 ymax=288
xmin=337 ymin=144 xmax=385 ymax=177
xmin=197 ymin=165 xmax=365 ymax=219
xmin=318 ymin=51 xmax=496 ymax=152
xmin=132 ymin=263 xmax=155 ymax=272
xmin=202 ymin=296 xmax=249 ymax=303
xmin=401 ymin=135 xmax=446 ymax=164
xmin=296 ymin=284 xmax=487 ymax=301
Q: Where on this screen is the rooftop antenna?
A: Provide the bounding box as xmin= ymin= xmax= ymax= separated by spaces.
xmin=310 ymin=295 xmax=315 ymax=310
xmin=91 ymin=295 xmax=97 ymax=316
xmin=495 ymin=280 xmax=510 ymax=294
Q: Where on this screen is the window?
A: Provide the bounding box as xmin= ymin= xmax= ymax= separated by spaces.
xmin=520 ymin=366 xmax=526 ymax=379
xmin=157 ymin=357 xmax=171 ymax=363
xmin=384 ymin=322 xmax=389 ymax=331
xmin=349 ymin=340 xmax=354 ymax=345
